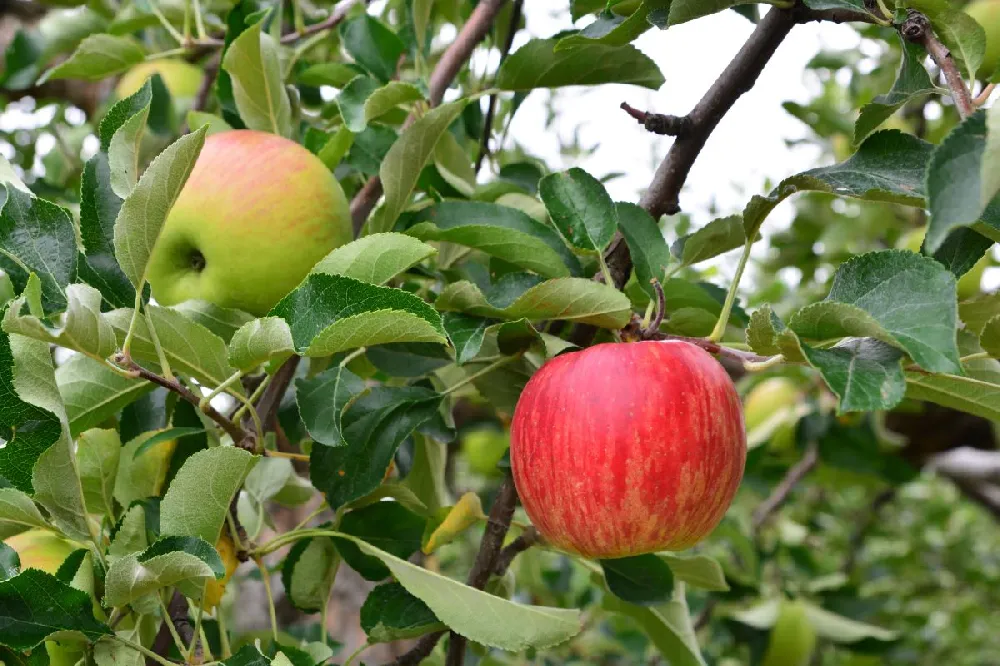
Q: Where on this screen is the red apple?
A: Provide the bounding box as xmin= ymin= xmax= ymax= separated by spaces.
xmin=510 ymin=340 xmax=746 ymax=558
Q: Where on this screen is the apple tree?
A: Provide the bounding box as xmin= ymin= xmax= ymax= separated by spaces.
xmin=0 ymin=0 xmax=999 ymax=664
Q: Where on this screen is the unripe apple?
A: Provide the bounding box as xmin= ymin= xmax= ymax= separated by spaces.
xmin=461 ymin=428 xmax=510 ymax=477
xmin=967 ymin=0 xmax=1000 ymax=79
xmin=147 ymin=130 xmax=353 ymax=316
xmin=510 ymin=341 xmax=746 ymax=558
xmin=898 ymin=227 xmax=989 ymax=298
xmin=761 ymin=599 xmax=817 ymax=666
xmin=5 ymin=529 xmax=82 ymax=574
xmin=115 ymin=60 xmax=203 ymax=102
xmin=744 ymin=377 xmax=799 ymax=451
xmin=202 ymin=531 xmax=240 ymax=610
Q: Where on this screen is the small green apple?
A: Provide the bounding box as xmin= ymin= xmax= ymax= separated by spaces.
xmin=462 ymin=428 xmax=510 ymax=477
xmin=147 ymin=130 xmax=352 ymax=316
xmin=898 ymin=226 xmax=989 ymax=298
xmin=4 ymin=528 xmax=81 ymax=574
xmin=115 ymin=59 xmax=204 ymax=102
xmin=967 ymin=0 xmax=1000 ymax=80
xmin=744 ymin=377 xmax=799 ymax=451
xmin=762 ymin=599 xmax=817 ymax=666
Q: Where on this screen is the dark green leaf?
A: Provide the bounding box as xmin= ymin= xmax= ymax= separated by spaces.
xmin=133 ymin=427 xmax=204 ymax=458
xmin=0 ymin=569 xmax=110 ymax=650
xmin=854 ymin=37 xmax=936 ymax=144
xmin=336 ymin=501 xmax=426 ymax=581
xmin=281 ymin=534 xmax=337 ymax=613
xmin=138 ymin=536 xmax=225 ymax=579
xmin=0 ymin=543 xmax=18 ymax=582
xmin=617 ymin=202 xmax=670 ymax=300
xmin=539 ymin=168 xmax=618 ymax=253
xmin=601 ymin=555 xmax=675 ymax=606
xmin=800 ymin=338 xmax=906 ymax=413
xmin=360 ymin=582 xmax=444 ymax=642
xmin=672 ymin=215 xmax=748 ymax=267
xmin=496 ymin=39 xmax=665 ymax=91
xmin=931 ymin=227 xmax=994 ymax=278
xmin=442 ymin=313 xmax=493 ymax=364
xmin=340 ymin=15 xmax=405 ymax=83
xmin=223 ymin=645 xmax=271 ymax=666
xmin=78 ymin=154 xmax=136 ymax=309
xmin=295 ymin=364 xmax=368 ymax=447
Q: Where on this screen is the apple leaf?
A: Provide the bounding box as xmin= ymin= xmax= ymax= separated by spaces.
xmin=788 ymin=250 xmax=961 ymax=374
xmin=601 ymin=555 xmax=675 ymax=605
xmin=801 ymin=601 xmax=897 ymax=643
xmin=41 ymin=34 xmax=144 ymax=82
xmin=406 ymin=201 xmax=581 ymax=277
xmin=132 ymin=427 xmax=203 ymax=459
xmin=960 ymin=292 xmax=1000 ymax=335
xmin=107 ymin=79 xmax=152 ymax=199
xmin=926 ymin=111 xmax=1000 ymax=253
xmin=0 ymin=488 xmax=48 ymax=540
xmin=672 ymin=215 xmax=749 ymax=268
xmin=112 ymin=126 xmax=207 ymax=290
xmin=539 ymin=169 xmax=618 ymax=254
xmin=104 ymin=305 xmax=241 ymax=393
xmin=78 ymin=153 xmax=137 ymax=309
xmin=221 ymin=18 xmax=292 ymax=137
xmin=435 ymin=277 xmax=632 ymax=329
xmin=929 ymin=9 xmax=986 ymax=83
xmin=77 ymin=429 xmax=121 ymax=518
xmin=932 ymin=227 xmax=995 ymax=279
xmin=980 ymin=315 xmax=1000 ymax=358
xmin=368 ymin=99 xmax=470 ymax=234
xmin=281 ymin=534 xmax=338 ymax=613
xmin=855 ymin=37 xmax=936 ymax=145
xmin=905 ymin=369 xmax=1000 ymax=421
xmin=0 ymin=569 xmax=111 ymax=650
xmin=56 ymin=354 xmax=153 ymax=437
xmin=2 ymin=283 xmax=117 ymax=359
xmin=160 ymin=447 xmax=258 ymax=544
xmin=171 ymin=300 xmax=255 ymax=344
xmin=442 ymin=313 xmax=493 ymax=365
xmin=104 ymin=536 xmax=224 ymax=607
xmin=336 ymin=501 xmax=427 ymax=580
xmin=295 ymin=363 xmax=368 ymax=448
xmin=745 ymin=305 xmax=786 ymax=356
xmin=361 ymin=582 xmax=445 ymax=643
xmin=339 ymin=77 xmax=423 ymax=133
xmin=310 ymin=386 xmax=441 ymax=509
xmin=659 ymin=553 xmax=729 ymax=592
xmin=296 ymin=63 xmax=360 ymax=88
xmin=339 ymin=14 xmax=405 ymax=83
xmin=109 ymin=507 xmax=148 ymax=567
xmin=421 ymin=492 xmax=485 ymax=554
xmin=556 ymin=4 xmax=655 ymax=49
xmin=228 ymin=317 xmax=294 ymax=372
xmin=496 ymin=38 xmax=664 ymax=90
xmin=311 ymin=233 xmax=437 ymax=285
xmin=617 ymin=202 xmax=671 ymax=301
xmin=799 ymin=337 xmax=907 ymax=413
xmin=316 ymin=125 xmax=355 ymax=171
xmin=269 ymin=273 xmax=447 ymax=356
xmin=334 ymin=531 xmax=582 ymax=650
xmin=0 ymin=185 xmax=78 ymax=313
xmin=602 ymin=593 xmax=706 ymax=666
xmin=0 ymin=544 xmax=18 ymax=581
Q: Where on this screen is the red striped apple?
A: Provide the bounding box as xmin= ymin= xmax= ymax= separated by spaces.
xmin=147 ymin=130 xmax=352 ymax=316
xmin=510 ymin=340 xmax=746 ymax=558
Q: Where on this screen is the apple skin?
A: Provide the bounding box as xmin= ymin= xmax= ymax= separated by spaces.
xmin=762 ymin=599 xmax=817 ymax=666
xmin=967 ymin=0 xmax=1000 ymax=79
xmin=115 ymin=60 xmax=203 ymax=101
xmin=510 ymin=340 xmax=746 ymax=558
xmin=5 ymin=529 xmax=81 ymax=574
xmin=744 ymin=377 xmax=799 ymax=451
xmin=462 ymin=428 xmax=510 ymax=477
xmin=202 ymin=532 xmax=240 ymax=610
xmin=147 ymin=130 xmax=353 ymax=316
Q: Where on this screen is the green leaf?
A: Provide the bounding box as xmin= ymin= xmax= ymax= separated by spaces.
xmin=339 ymin=15 xmax=405 ymax=83
xmin=295 ymin=364 xmax=367 ymax=447
xmin=801 ymin=601 xmax=897 ymax=643
xmin=104 ymin=538 xmax=221 ymax=607
xmin=745 ymin=305 xmax=786 ymax=356
xmin=221 ymin=19 xmax=292 ymax=137
xmin=602 ymin=593 xmax=706 ymax=666
xmin=496 ymin=38 xmax=664 ymax=91
xmin=442 ymin=313 xmax=492 ymax=365
xmin=667 ymin=0 xmax=776 ymax=25
xmin=171 ymin=300 xmax=255 ymax=344
xmin=339 ymin=78 xmax=423 ymax=133
xmin=228 ymin=317 xmax=294 ymax=372
xmin=789 ymin=250 xmax=961 ymax=374
xmin=0 ymin=488 xmax=48 ymax=540
xmin=160 ymin=447 xmax=258 ymax=543
xmin=112 ymin=127 xmax=207 ymax=289
xmin=0 ymin=544 xmax=18 ymax=582
xmin=311 ymin=233 xmax=436 ymax=284
xmin=2 ymin=283 xmax=116 ymax=359
xmin=931 ymin=9 xmax=986 ymax=83
xmin=672 ymin=215 xmax=748 ymax=267
xmin=980 ymin=315 xmax=1000 ymax=358
xmin=186 ymin=111 xmax=233 ymax=136
xmin=961 ymin=292 xmax=1000 ymax=334
xmin=269 ymin=273 xmax=447 ymax=356
xmin=78 ymin=152 xmax=135 ymax=310
xmin=310 ymin=387 xmax=441 ymax=509
xmin=800 ymin=337 xmax=906 ymax=413
xmin=42 ymin=34 xmax=144 ymax=82
xmin=0 ymin=569 xmax=110 ymax=649
xmin=556 ymin=4 xmax=655 ymax=49
xmin=407 ymin=201 xmax=580 ymax=277
xmin=368 ymin=99 xmax=469 ymax=234
xmin=113 ymin=430 xmax=175 ymax=508
xmin=107 ymin=79 xmax=152 ymax=199
xmin=361 ymin=582 xmax=445 ymax=643
xmin=905 ymin=368 xmax=1000 ymax=421
xmin=56 ymin=354 xmax=153 ymax=437
xmin=77 ymin=429 xmax=121 ymax=517
xmin=539 ymin=168 xmax=618 ymax=253
xmin=435 ymin=277 xmax=632 ymax=329
xmin=336 ymin=501 xmax=426 ymax=580
xmin=855 ymin=37 xmax=936 ymax=144
xmin=932 ymin=227 xmax=995 ymax=278
xmin=601 ymin=555 xmax=675 ymax=605
xmin=315 ymin=125 xmax=354 ymax=171
xmin=984 ymin=103 xmax=1000 ymax=208
xmin=0 ymin=185 xmax=78 ymax=312
xmin=281 ymin=535 xmax=338 ymax=613
xmin=617 ymin=202 xmax=670 ymax=301
xmin=658 ymin=553 xmax=729 ymax=592
xmin=334 ymin=531 xmax=582 ymax=650
xmin=926 ymin=111 xmax=1000 ymax=252
xmin=433 ymin=131 xmax=476 ymax=196
xmin=133 ymin=427 xmax=203 ymax=459
xmin=108 ymin=505 xmax=148 ymax=561
xmin=105 ymin=305 xmax=241 ymax=392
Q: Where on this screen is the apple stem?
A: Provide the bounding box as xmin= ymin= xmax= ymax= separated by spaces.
xmin=743 ymin=354 xmax=785 ymax=373
xmin=640 ymin=278 xmax=667 ymax=339
xmin=708 ymin=235 xmax=755 ymax=343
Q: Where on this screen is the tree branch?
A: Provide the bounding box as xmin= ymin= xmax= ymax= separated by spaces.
xmin=751 ymin=441 xmax=819 ymax=531
xmin=475 ymin=0 xmax=524 ymax=172
xmin=279 ymin=0 xmax=366 ymax=43
xmin=390 ymin=631 xmax=447 ymax=666
xmin=146 ymin=591 xmax=192 ymax=666
xmin=242 ymin=356 xmax=300 ymax=435
xmin=349 ymin=0 xmax=510 ymax=231
xmin=493 ymin=526 xmax=540 ymax=576
xmin=900 ymin=10 xmax=974 ymax=118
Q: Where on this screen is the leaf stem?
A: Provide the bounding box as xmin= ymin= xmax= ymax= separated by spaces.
xmin=216 ymin=603 xmax=232 ymax=659
xmin=144 ymin=307 xmax=174 ymax=380
xmin=113 ymin=635 xmax=179 ymax=666
xmin=960 ymin=351 xmax=991 ymax=363
xmin=442 ymin=354 xmax=518 ymax=396
xmin=187 ymin=585 xmax=207 ymax=664
xmin=156 ymin=593 xmax=190 ymax=661
xmin=192 ymin=0 xmax=207 ymax=40
xmin=122 ymin=291 xmax=144 ymax=362
xmin=743 ymin=354 xmax=785 ymax=372
xmin=709 ymin=235 xmax=755 ymax=343
xmin=199 ymin=371 xmax=244 ymax=412
xmin=254 ymin=556 xmax=280 ymax=643
xmin=233 ymin=373 xmax=272 ymax=424
xmin=264 ymin=450 xmax=310 ymax=462
xmin=340 ymin=346 xmax=367 ymax=367
xmin=148 ymin=0 xmax=186 ymax=44
xmin=342 ymin=643 xmax=369 ymax=666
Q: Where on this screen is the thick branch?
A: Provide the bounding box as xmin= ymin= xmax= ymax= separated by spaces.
xmin=751 ymin=441 xmax=819 ymax=530
xmin=493 ymin=526 xmax=540 ymax=576
xmin=476 ymin=0 xmax=524 ymax=172
xmin=390 ymin=631 xmax=447 ymax=666
xmin=901 ymin=10 xmax=975 ymax=118
xmin=243 ymin=356 xmax=300 ymax=435
xmin=146 ymin=592 xmax=192 ymax=666
xmin=349 ymin=0 xmax=509 ymax=231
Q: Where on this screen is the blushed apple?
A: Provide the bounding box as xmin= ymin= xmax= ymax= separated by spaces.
xmin=147 ymin=130 xmax=352 ymax=316
xmin=510 ymin=340 xmax=746 ymax=558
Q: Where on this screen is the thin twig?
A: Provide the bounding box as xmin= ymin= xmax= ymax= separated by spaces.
xmin=242 ymin=356 xmax=300 ymax=436
xmin=619 ymin=102 xmax=691 ymax=136
xmin=901 ymin=10 xmax=975 ymax=118
xmin=974 ymin=82 xmax=997 ymax=107
xmin=389 ymin=631 xmax=447 ymax=666
xmin=641 ymin=278 xmax=667 ymax=339
xmin=279 ymin=0 xmax=366 ymax=43
xmin=475 ymin=0 xmax=524 ymax=172
xmin=751 ymin=441 xmax=820 ymax=531
xmin=349 ymin=0 xmax=510 ymax=231
xmin=493 ymin=526 xmax=540 ymax=576
xmin=193 ymin=54 xmax=220 ymax=113
xmin=146 ymin=592 xmax=193 ymax=666
xmin=842 ymin=488 xmax=896 ymax=574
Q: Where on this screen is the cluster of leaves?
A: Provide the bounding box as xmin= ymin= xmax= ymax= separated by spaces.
xmin=0 ymin=0 xmax=999 ymax=664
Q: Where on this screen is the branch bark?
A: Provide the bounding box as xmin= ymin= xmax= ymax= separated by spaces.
xmin=146 ymin=592 xmax=192 ymax=666
xmin=900 ymin=10 xmax=975 ymax=118
xmin=476 ymin=0 xmax=524 ymax=172
xmin=279 ymin=0 xmax=366 ymax=43
xmin=349 ymin=0 xmax=510 ymax=231
xmin=751 ymin=441 xmax=819 ymax=531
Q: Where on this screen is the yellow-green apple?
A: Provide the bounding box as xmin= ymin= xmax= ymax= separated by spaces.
xmin=898 ymin=227 xmax=989 ymax=299
xmin=115 ymin=60 xmax=203 ymax=102
xmin=967 ymin=0 xmax=1000 ymax=79
xmin=762 ymin=599 xmax=817 ymax=666
xmin=461 ymin=428 xmax=510 ymax=477
xmin=202 ymin=531 xmax=240 ymax=610
xmin=5 ymin=529 xmax=81 ymax=573
xmin=744 ymin=377 xmax=799 ymax=451
xmin=147 ymin=130 xmax=352 ymax=315
xmin=510 ymin=340 xmax=746 ymax=558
